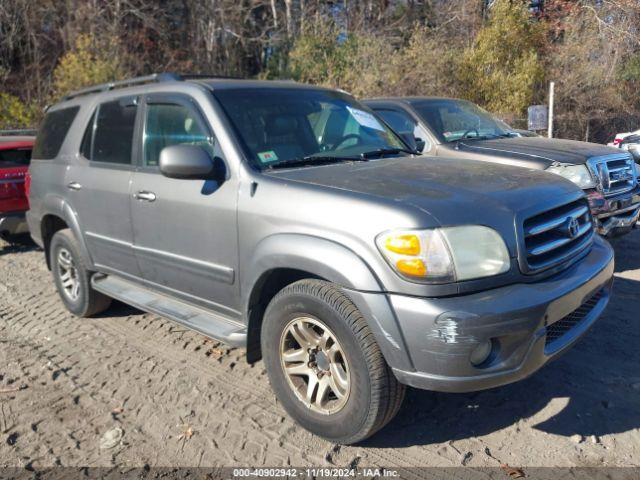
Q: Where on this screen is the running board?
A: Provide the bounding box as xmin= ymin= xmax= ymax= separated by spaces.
xmin=91 ymin=274 xmax=247 ymax=348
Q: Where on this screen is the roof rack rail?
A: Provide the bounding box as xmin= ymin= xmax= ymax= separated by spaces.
xmin=178 ymin=73 xmax=244 ymax=80
xmin=62 ymin=72 xmax=246 ymax=101
xmin=62 ymin=72 xmax=183 ymax=101
xmin=0 ymin=129 xmax=37 ymax=136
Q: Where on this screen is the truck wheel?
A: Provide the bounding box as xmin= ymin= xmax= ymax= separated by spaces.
xmin=261 ymin=279 xmax=405 ymax=444
xmin=50 ymin=229 xmax=111 ymax=317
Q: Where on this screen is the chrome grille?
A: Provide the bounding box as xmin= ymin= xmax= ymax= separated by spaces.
xmin=589 ymin=153 xmax=637 ymax=197
xmin=522 ymin=198 xmax=594 ymax=272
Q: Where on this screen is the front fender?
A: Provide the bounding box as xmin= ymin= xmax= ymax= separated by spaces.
xmin=242 ymin=233 xmax=414 ymax=371
xmin=243 ymin=234 xmax=382 ymax=306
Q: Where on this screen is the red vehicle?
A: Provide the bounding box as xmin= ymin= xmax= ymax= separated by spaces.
xmin=0 ymin=132 xmax=34 ymax=241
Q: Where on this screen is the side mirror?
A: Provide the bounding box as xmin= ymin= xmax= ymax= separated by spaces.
xmin=415 ymin=137 xmax=427 ymax=152
xmin=399 ymin=132 xmax=418 ymax=152
xmin=159 ymin=144 xmax=223 ymax=180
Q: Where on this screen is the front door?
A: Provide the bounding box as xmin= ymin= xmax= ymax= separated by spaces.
xmin=129 ymin=93 xmax=240 ymax=317
xmin=67 ymin=96 xmax=140 ymax=277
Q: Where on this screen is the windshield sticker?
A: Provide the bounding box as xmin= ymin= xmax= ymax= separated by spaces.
xmin=258 ymin=150 xmax=279 ymax=163
xmin=346 ymin=107 xmax=385 ymax=131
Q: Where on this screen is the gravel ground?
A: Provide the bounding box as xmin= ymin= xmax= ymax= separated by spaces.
xmin=0 ymin=231 xmax=639 ymax=473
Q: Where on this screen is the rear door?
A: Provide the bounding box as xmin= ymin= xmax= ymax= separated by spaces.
xmin=129 ymin=93 xmax=240 ymax=316
xmin=67 ymin=96 xmax=141 ymax=278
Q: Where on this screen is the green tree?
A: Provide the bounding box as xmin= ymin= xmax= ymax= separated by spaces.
xmin=0 ymin=93 xmax=37 ymax=129
xmin=620 ymin=54 xmax=640 ymax=83
xmin=287 ymin=23 xmax=359 ymax=88
xmin=286 ymin=23 xmax=398 ymax=97
xmin=50 ymin=34 xmax=125 ymax=101
xmin=458 ymin=0 xmax=544 ymax=115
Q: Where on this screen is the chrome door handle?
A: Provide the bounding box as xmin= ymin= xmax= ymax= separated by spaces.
xmin=134 ymin=191 xmax=156 ymax=202
xmin=67 ymin=182 xmax=82 ymax=191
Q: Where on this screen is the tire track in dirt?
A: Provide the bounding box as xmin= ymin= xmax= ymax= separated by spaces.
xmin=2 ymin=238 xmax=640 ymax=469
xmin=0 ymin=263 xmax=450 ymax=471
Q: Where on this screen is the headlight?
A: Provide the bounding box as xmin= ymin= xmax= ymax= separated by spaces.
xmin=376 ymin=226 xmax=510 ymax=283
xmin=546 ymin=163 xmax=596 ymax=189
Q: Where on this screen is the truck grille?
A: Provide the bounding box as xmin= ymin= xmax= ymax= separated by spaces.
xmin=522 ymin=198 xmax=594 ymax=272
xmin=545 ymin=289 xmax=604 ymax=347
xmin=589 ymin=153 xmax=637 ymax=197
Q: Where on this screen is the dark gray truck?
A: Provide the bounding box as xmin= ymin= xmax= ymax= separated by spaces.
xmin=364 ymin=97 xmax=640 ymax=237
xmin=27 ymin=74 xmax=614 ymax=443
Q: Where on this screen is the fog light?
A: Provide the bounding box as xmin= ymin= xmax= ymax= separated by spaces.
xmin=470 ymin=340 xmax=492 ymax=366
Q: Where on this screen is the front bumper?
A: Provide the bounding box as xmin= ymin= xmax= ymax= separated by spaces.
xmin=0 ymin=212 xmax=28 ymax=236
xmin=588 ymin=185 xmax=640 ymax=235
xmin=376 ymin=236 xmax=614 ymax=393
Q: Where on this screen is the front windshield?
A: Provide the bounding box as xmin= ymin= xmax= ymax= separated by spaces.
xmin=412 ymin=99 xmax=511 ymax=143
xmin=213 ymin=87 xmax=406 ymax=168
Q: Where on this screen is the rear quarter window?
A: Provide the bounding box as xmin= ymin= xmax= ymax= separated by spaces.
xmin=32 ymin=106 xmax=80 ymax=159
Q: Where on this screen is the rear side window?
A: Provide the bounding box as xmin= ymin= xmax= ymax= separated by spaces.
xmin=0 ymin=148 xmax=32 ymax=166
xmin=32 ymin=106 xmax=80 ymax=159
xmin=81 ymin=98 xmax=137 ymax=164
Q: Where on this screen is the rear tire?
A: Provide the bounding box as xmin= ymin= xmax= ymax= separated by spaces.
xmin=261 ymin=279 xmax=405 ymax=444
xmin=50 ymin=229 xmax=111 ymax=317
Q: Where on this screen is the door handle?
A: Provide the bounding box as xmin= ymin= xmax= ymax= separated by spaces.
xmin=67 ymin=182 xmax=82 ymax=191
xmin=134 ymin=191 xmax=156 ymax=202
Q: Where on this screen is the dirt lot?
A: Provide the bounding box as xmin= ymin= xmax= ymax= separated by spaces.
xmin=0 ymin=231 xmax=639 ymax=473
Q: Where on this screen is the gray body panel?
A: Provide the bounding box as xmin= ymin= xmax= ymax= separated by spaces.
xmin=27 ymin=79 xmax=614 ymax=393
xmin=130 ymin=170 xmax=241 ymax=317
xmin=67 ymin=163 xmax=139 ymax=277
xmin=450 ymin=137 xmax=618 ymax=167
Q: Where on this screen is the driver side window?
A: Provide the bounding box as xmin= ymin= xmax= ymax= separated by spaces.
xmin=143 ymin=102 xmax=214 ymax=167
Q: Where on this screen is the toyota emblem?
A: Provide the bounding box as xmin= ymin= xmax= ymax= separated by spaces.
xmin=566 ymin=217 xmax=580 ymax=238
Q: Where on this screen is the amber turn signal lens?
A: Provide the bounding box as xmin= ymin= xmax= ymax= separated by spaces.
xmin=396 ymin=258 xmax=427 ymax=277
xmin=384 ymin=234 xmax=421 ymax=256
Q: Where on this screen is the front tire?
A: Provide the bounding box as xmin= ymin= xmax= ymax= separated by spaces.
xmin=261 ymin=279 xmax=405 ymax=444
xmin=50 ymin=229 xmax=111 ymax=317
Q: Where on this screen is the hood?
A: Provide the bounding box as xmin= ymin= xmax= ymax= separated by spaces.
xmin=265 ymin=156 xmax=581 ymax=230
xmin=456 ymin=137 xmax=621 ymax=167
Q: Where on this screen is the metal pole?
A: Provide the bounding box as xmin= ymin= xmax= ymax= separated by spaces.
xmin=548 ymin=81 xmax=555 ymax=139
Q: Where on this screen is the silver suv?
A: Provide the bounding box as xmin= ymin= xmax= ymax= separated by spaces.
xmin=27 ymin=74 xmax=614 ymax=444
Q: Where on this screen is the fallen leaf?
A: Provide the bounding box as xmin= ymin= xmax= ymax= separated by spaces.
xmin=208 ymin=348 xmax=224 ymax=359
xmin=501 ymin=464 xmax=525 ymax=478
xmin=177 ymin=425 xmax=194 ymax=441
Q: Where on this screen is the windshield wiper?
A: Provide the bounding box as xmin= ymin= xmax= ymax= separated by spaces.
xmin=358 ymin=147 xmax=415 ymax=159
xmin=264 ymin=155 xmax=368 ymax=170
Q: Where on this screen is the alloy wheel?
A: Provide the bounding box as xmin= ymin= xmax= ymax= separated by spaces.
xmin=57 ymin=248 xmax=80 ymax=301
xmin=279 ymin=316 xmax=351 ymax=415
